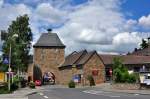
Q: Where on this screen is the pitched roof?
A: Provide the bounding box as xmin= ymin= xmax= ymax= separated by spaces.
xmin=62 ymin=50 xmax=87 ymax=66
xmin=33 ymin=33 xmax=65 ymax=48
xmin=61 ymin=50 xmax=98 ymax=67
xmin=76 ymin=51 xmax=96 ymax=65
xmin=100 ymin=54 xmax=119 ymax=65
xmin=122 ymin=55 xmax=150 ymax=64
xmin=131 ymin=45 xmax=150 ymax=56
xmin=100 ymin=54 xmax=150 ymax=65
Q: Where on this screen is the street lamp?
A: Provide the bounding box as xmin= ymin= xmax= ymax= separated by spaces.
xmin=8 ymin=34 xmax=18 ymax=91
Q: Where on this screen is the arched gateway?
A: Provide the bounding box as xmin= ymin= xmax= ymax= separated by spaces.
xmin=32 ymin=29 xmax=65 ymax=84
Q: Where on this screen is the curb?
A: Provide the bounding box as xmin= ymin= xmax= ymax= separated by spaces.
xmin=99 ymin=89 xmax=150 ymax=95
xmin=26 ymin=91 xmax=38 ymax=96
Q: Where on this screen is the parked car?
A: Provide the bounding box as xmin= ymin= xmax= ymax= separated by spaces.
xmin=35 ymin=80 xmax=41 ymax=86
xmin=143 ymin=74 xmax=150 ymax=85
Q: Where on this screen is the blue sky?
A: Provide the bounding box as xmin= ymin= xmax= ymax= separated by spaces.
xmin=0 ymin=0 xmax=150 ymax=54
xmin=121 ymin=0 xmax=150 ymax=19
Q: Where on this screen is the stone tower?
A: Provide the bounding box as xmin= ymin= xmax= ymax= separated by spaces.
xmin=33 ymin=29 xmax=65 ymax=83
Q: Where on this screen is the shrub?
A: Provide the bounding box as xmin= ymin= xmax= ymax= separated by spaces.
xmin=87 ymin=75 xmax=95 ymax=86
xmin=127 ymin=73 xmax=136 ymax=83
xmin=121 ymin=71 xmax=129 ymax=83
xmin=29 ymin=81 xmax=35 ymax=89
xmin=68 ymin=80 xmax=75 ymax=88
xmin=113 ymin=57 xmax=137 ymax=83
xmin=20 ymin=78 xmax=27 ymax=88
xmin=11 ymin=82 xmax=19 ymax=91
xmin=0 ymin=82 xmax=10 ymax=94
xmin=13 ymin=76 xmax=20 ymax=83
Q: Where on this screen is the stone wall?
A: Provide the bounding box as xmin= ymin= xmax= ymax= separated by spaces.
xmin=83 ymin=53 xmax=105 ymax=85
xmin=59 ymin=53 xmax=105 ymax=85
xmin=34 ymin=47 xmax=65 ymax=84
xmin=59 ymin=68 xmax=73 ymax=85
xmin=112 ymin=83 xmax=140 ymax=90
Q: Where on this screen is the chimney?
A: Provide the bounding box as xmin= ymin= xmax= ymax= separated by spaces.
xmin=47 ymin=28 xmax=52 ymax=33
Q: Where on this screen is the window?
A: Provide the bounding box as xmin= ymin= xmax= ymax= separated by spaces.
xmin=134 ymin=67 xmax=140 ymax=72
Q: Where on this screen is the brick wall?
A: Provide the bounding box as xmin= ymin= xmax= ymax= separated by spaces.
xmin=34 ymin=47 xmax=65 ymax=84
xmin=83 ymin=53 xmax=105 ymax=85
xmin=59 ymin=53 xmax=105 ymax=85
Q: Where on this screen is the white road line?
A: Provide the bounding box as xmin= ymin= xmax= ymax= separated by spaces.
xmin=134 ymin=94 xmax=139 ymax=96
xmin=110 ymin=95 xmax=121 ymax=97
xmin=83 ymin=90 xmax=120 ymax=98
xmin=39 ymin=93 xmax=44 ymax=96
xmin=83 ymin=90 xmax=103 ymax=94
xmin=44 ymin=96 xmax=49 ymax=98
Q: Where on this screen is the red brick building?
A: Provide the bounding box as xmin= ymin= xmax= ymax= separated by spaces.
xmin=100 ymin=55 xmax=150 ymax=81
xmin=28 ymin=31 xmax=150 ymax=85
xmin=28 ymin=30 xmax=65 ymax=84
xmin=59 ymin=50 xmax=105 ymax=85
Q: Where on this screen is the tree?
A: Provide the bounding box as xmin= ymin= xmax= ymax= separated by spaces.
xmin=113 ymin=57 xmax=136 ymax=83
xmin=140 ymin=39 xmax=148 ymax=49
xmin=2 ymin=14 xmax=33 ymax=72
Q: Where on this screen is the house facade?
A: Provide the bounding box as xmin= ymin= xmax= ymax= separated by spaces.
xmin=59 ymin=50 xmax=105 ymax=85
xmin=28 ymin=31 xmax=150 ymax=85
xmin=100 ymin=55 xmax=150 ymax=81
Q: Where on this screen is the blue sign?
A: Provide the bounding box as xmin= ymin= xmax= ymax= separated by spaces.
xmin=3 ymin=57 xmax=9 ymax=64
xmin=73 ymin=75 xmax=81 ymax=83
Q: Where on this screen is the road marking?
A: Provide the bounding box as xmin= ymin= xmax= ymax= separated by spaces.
xmin=44 ymin=96 xmax=49 ymax=98
xmin=39 ymin=93 xmax=44 ymax=96
xmin=110 ymin=95 xmax=121 ymax=97
xmin=83 ymin=90 xmax=120 ymax=98
xmin=83 ymin=90 xmax=103 ymax=94
xmin=134 ymin=94 xmax=139 ymax=96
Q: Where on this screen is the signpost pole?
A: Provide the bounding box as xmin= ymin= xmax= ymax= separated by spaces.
xmin=109 ymin=68 xmax=113 ymax=84
xmin=8 ymin=44 xmax=11 ymax=91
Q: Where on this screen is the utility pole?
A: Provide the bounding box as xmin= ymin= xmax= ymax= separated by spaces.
xmin=8 ymin=44 xmax=11 ymax=91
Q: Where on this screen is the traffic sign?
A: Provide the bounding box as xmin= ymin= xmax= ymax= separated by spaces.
xmin=3 ymin=57 xmax=9 ymax=64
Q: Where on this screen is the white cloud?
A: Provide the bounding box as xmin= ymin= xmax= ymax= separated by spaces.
xmin=55 ymin=0 xmax=142 ymax=54
xmin=34 ymin=3 xmax=67 ymax=24
xmin=112 ymin=32 xmax=141 ymax=53
xmin=0 ymin=0 xmax=3 ymax=7
xmin=124 ymin=19 xmax=138 ymax=31
xmin=0 ymin=0 xmax=146 ymax=55
xmin=139 ymin=14 xmax=150 ymax=28
xmin=0 ymin=3 xmax=31 ymax=30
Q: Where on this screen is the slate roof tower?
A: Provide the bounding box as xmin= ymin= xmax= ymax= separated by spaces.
xmin=33 ymin=29 xmax=65 ymax=84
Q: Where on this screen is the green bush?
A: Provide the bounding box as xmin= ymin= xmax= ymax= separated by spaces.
xmin=68 ymin=80 xmax=75 ymax=88
xmin=113 ymin=57 xmax=137 ymax=83
xmin=13 ymin=76 xmax=20 ymax=84
xmin=11 ymin=82 xmax=19 ymax=91
xmin=127 ymin=73 xmax=136 ymax=83
xmin=87 ymin=75 xmax=95 ymax=86
xmin=0 ymin=82 xmax=10 ymax=94
xmin=20 ymin=78 xmax=27 ymax=88
xmin=29 ymin=81 xmax=35 ymax=89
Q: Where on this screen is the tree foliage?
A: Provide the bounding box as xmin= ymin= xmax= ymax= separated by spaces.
xmin=2 ymin=14 xmax=33 ymax=72
xmin=140 ymin=39 xmax=148 ymax=49
xmin=113 ymin=57 xmax=137 ymax=83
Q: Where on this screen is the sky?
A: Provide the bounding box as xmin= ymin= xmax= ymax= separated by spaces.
xmin=0 ymin=0 xmax=150 ymax=55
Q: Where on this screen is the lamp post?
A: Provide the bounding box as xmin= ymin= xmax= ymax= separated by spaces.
xmin=8 ymin=34 xmax=18 ymax=91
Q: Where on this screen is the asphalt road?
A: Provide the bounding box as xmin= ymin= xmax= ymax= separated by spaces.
xmin=28 ymin=87 xmax=150 ymax=99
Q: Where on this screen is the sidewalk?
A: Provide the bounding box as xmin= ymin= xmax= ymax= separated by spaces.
xmin=0 ymin=87 xmax=44 ymax=99
xmin=94 ymin=83 xmax=150 ymax=95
